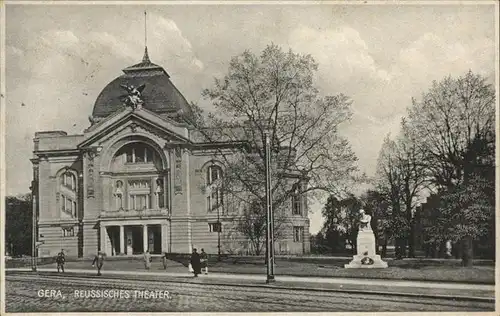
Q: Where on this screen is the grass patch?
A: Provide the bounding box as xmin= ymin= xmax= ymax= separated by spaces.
xmin=15 ymin=255 xmax=494 ymax=284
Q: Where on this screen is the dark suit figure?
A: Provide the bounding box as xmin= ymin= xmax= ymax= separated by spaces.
xmin=190 ymin=248 xmax=201 ymax=277
xmin=56 ymin=250 xmax=65 ymax=273
xmin=92 ymin=251 xmax=105 ymax=276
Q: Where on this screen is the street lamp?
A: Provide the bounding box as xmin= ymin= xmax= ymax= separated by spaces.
xmin=30 ymin=181 xmax=37 ymax=272
xmin=264 ymin=130 xmax=275 ymax=283
xmin=217 ymin=187 xmax=221 ymax=261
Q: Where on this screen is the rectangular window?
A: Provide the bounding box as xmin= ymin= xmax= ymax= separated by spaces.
xmin=129 ymin=194 xmax=150 ymax=210
xmin=62 ymin=227 xmax=75 ymax=237
xmin=293 ymin=226 xmax=304 ymax=242
xmin=209 ymin=222 xmax=222 ymax=233
xmin=292 ymin=194 xmax=302 ymax=215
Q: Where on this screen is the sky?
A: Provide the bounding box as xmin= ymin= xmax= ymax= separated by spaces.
xmin=3 ymin=2 xmax=497 ymax=234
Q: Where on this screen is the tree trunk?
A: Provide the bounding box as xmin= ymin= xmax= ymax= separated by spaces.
xmin=408 ymin=222 xmax=415 ymax=258
xmin=461 ymin=236 xmax=474 ymax=267
xmin=381 ymin=242 xmax=387 ymax=258
xmin=453 ymin=242 xmax=462 ymax=259
xmin=395 ymin=238 xmax=406 ymax=259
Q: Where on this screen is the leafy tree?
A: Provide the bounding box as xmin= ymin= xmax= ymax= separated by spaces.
xmin=5 ymin=194 xmax=32 ymax=257
xmin=404 ymin=71 xmax=495 ymax=265
xmin=310 ymin=232 xmax=329 ymax=254
xmin=320 ymin=194 xmax=362 ymax=254
xmin=406 ymin=70 xmax=495 ymax=189
xmin=424 ymin=175 xmax=494 ymax=265
xmin=193 ymin=44 xmax=358 ymax=246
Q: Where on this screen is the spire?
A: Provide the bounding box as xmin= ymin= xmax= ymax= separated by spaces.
xmin=142 ymin=11 xmax=150 ymax=63
xmin=142 ymin=46 xmax=150 ymax=63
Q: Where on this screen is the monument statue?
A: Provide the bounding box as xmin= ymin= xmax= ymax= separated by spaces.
xmin=345 ymin=209 xmax=388 ymax=268
xmin=120 ymin=83 xmax=146 ymax=109
xmin=359 ymin=209 xmax=372 ymax=231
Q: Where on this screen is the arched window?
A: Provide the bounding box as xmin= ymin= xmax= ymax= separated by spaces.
xmin=206 ymin=165 xmax=224 ymax=212
xmin=63 ymin=172 xmax=76 ymax=191
xmin=116 ymin=142 xmax=160 ymax=164
xmin=206 ymin=165 xmax=223 ymax=185
xmin=59 ymin=170 xmax=77 ymax=218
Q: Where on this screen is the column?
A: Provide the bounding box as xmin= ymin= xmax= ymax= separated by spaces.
xmin=161 ymin=224 xmax=168 ymax=254
xmin=100 ymin=225 xmax=106 ymax=254
xmin=119 ymin=225 xmax=125 ymax=255
xmin=143 ymin=225 xmax=148 ymax=253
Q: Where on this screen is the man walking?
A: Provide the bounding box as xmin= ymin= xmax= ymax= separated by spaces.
xmin=92 ymin=251 xmax=105 ymax=276
xmin=143 ymin=250 xmax=152 ymax=270
xmin=56 ymin=249 xmax=65 ymax=273
xmin=190 ymin=248 xmax=201 ymax=277
xmin=200 ymin=248 xmax=208 ymax=275
xmin=162 ymin=252 xmax=168 ymax=270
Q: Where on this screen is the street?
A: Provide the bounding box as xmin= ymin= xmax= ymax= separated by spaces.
xmin=5 ymin=273 xmax=493 ymax=312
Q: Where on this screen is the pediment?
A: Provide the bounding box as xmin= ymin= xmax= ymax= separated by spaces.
xmin=78 ymin=108 xmax=190 ymax=149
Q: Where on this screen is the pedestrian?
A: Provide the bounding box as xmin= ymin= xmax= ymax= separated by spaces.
xmin=143 ymin=250 xmax=152 ymax=270
xmin=190 ymin=248 xmax=201 ymax=277
xmin=92 ymin=251 xmax=105 ymax=276
xmin=56 ymin=249 xmax=65 ymax=273
xmin=162 ymin=252 xmax=168 ymax=270
xmin=445 ymin=240 xmax=452 ymax=259
xmin=200 ymin=248 xmax=208 ymax=275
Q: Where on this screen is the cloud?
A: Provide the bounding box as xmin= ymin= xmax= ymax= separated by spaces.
xmin=289 ymin=25 xmax=391 ymax=90
xmin=5 ymin=13 xmax=208 ymax=195
xmin=285 ymin=23 xmax=495 ymax=184
xmin=395 ymin=32 xmax=495 ymax=90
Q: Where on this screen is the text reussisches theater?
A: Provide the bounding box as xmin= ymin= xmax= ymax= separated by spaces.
xmin=37 ymin=289 xmax=172 ymax=300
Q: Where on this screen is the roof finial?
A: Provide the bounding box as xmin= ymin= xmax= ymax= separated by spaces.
xmin=142 ymin=10 xmax=150 ymax=63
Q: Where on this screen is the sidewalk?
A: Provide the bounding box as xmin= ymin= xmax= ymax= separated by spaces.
xmin=6 ymin=267 xmax=494 ymax=302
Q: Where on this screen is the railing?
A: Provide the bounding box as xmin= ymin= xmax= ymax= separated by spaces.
xmin=100 ymin=208 xmax=170 ymax=218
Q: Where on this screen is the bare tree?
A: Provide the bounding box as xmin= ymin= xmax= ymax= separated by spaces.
xmin=375 ymin=130 xmax=428 ymax=258
xmin=190 ymin=44 xmax=358 ymax=245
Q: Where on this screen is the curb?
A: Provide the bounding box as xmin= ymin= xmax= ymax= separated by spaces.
xmin=6 ymin=270 xmax=494 ymax=304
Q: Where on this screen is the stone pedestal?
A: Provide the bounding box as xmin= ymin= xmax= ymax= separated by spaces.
xmin=345 ymin=229 xmax=388 ymax=268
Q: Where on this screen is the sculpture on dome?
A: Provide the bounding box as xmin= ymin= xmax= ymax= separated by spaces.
xmin=120 ymin=83 xmax=146 ymax=109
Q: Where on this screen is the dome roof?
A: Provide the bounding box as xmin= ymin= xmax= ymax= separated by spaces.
xmin=91 ymin=48 xmax=193 ymax=121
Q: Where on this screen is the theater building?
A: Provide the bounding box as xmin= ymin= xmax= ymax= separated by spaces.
xmin=31 ymin=48 xmax=311 ymax=258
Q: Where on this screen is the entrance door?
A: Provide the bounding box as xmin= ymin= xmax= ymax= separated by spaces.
xmin=126 ymin=228 xmax=133 ymax=255
xmin=148 ymin=225 xmax=162 ymax=254
xmin=131 ymin=226 xmax=144 ymax=254
xmin=108 ymin=227 xmax=120 ymax=256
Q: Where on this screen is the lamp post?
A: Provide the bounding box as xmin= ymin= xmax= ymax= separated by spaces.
xmin=30 ymin=181 xmax=37 ymax=272
xmin=264 ymin=130 xmax=275 ymax=283
xmin=217 ymin=187 xmax=221 ymax=261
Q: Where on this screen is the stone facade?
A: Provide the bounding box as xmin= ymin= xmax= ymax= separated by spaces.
xmin=32 ymin=52 xmax=310 ymax=258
